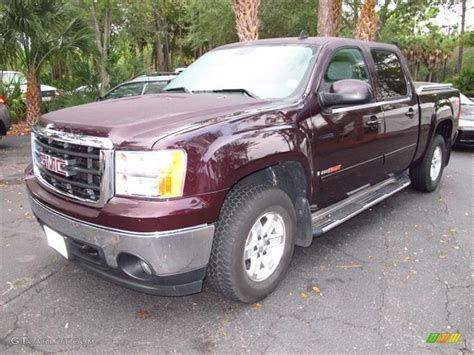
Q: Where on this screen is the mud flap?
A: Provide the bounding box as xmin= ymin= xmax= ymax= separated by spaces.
xmin=294 ymin=197 xmax=313 ymax=247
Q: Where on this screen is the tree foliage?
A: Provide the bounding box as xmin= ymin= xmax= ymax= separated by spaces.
xmin=0 ymin=0 xmax=91 ymax=125
xmin=260 ymin=0 xmax=317 ymax=38
xmin=1 ymin=0 xmax=472 ymax=124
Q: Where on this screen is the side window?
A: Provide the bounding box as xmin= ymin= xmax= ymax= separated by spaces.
xmin=371 ymin=50 xmax=408 ymax=100
xmin=322 ymin=48 xmax=369 ymax=92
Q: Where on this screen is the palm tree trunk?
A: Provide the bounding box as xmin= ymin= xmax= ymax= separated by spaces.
xmin=355 ymin=0 xmax=378 ymax=41
xmin=25 ymin=69 xmax=41 ymax=127
xmin=457 ymin=0 xmax=466 ymax=73
xmin=91 ymin=0 xmax=112 ymax=95
xmin=442 ymin=58 xmax=448 ymax=81
xmin=99 ymin=56 xmax=110 ymax=93
xmin=233 ymin=0 xmax=260 ymax=41
xmin=317 ymin=0 xmax=342 ymax=37
xmin=414 ymin=62 xmax=420 ymax=81
xmin=163 ymin=29 xmax=170 ymax=72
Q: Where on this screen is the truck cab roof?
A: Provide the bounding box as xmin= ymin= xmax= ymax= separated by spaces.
xmin=217 ymin=36 xmax=400 ymax=52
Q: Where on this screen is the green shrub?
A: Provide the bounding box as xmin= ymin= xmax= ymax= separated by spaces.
xmin=446 ymin=69 xmax=474 ymax=97
xmin=42 ymin=89 xmax=98 ymax=113
xmin=0 ymin=81 xmax=26 ymax=122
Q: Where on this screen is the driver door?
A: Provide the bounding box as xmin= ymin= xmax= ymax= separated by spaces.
xmin=311 ymin=47 xmax=386 ymax=208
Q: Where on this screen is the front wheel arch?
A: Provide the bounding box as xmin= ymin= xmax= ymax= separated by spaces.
xmin=226 ymin=161 xmax=313 ymax=248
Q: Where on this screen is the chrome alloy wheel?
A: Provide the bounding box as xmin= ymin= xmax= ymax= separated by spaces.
xmin=243 ymin=212 xmax=286 ymax=282
xmin=430 ymin=146 xmax=443 ymax=181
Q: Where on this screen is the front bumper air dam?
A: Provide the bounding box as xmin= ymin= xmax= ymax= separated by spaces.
xmin=29 ymin=196 xmax=215 ymax=296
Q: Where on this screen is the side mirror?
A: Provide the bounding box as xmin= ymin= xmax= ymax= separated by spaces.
xmin=96 ymin=96 xmax=103 ymax=102
xmin=319 ymin=79 xmax=373 ymax=108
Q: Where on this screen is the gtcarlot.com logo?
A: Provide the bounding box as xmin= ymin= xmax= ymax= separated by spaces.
xmin=426 ymin=333 xmax=462 ymax=343
xmin=10 ymin=336 xmax=94 ymax=346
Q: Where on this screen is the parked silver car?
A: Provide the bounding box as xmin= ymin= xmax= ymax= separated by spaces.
xmin=1 ymin=71 xmax=58 ymax=102
xmin=454 ymin=93 xmax=474 ymax=147
xmin=97 ymin=73 xmax=177 ymax=101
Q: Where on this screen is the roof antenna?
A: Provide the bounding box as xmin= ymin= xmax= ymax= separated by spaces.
xmin=299 ymin=30 xmax=309 ymax=40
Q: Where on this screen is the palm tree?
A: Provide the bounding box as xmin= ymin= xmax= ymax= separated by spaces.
xmin=355 ymin=0 xmax=378 ymax=41
xmin=403 ymin=42 xmax=424 ymax=81
xmin=232 ymin=0 xmax=260 ymax=41
xmin=0 ymin=0 xmax=91 ymax=127
xmin=317 ymin=0 xmax=342 ymax=37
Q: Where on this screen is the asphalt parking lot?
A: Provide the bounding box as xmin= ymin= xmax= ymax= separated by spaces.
xmin=0 ymin=135 xmax=472 ymax=353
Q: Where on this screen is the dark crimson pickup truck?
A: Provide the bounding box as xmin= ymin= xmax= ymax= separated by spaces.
xmin=26 ymin=37 xmax=460 ymax=303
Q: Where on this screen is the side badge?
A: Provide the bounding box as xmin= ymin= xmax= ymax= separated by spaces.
xmin=317 ymin=164 xmax=342 ymax=177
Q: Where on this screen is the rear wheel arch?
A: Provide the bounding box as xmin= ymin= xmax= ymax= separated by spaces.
xmin=410 ymin=134 xmax=446 ymax=192
xmin=435 ymin=118 xmax=453 ymax=143
xmin=434 ymin=118 xmax=453 ymax=165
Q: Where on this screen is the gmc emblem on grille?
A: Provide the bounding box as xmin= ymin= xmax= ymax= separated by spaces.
xmin=39 ymin=153 xmax=72 ymax=176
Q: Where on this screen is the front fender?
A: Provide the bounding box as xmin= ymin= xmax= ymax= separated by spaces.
xmin=196 ymin=123 xmax=312 ymax=194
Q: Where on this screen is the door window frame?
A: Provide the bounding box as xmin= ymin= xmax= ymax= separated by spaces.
xmin=368 ymin=48 xmax=412 ymax=102
xmin=316 ymin=45 xmax=376 ymax=103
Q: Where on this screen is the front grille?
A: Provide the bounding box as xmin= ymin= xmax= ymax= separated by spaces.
xmin=31 ymin=127 xmax=113 ymax=205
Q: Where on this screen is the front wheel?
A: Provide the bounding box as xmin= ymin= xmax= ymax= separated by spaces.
xmin=410 ymin=134 xmax=447 ymax=192
xmin=207 ymin=184 xmax=296 ymax=303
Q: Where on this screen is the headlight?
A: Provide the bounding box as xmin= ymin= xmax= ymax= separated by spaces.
xmin=115 ymin=150 xmax=187 ymax=198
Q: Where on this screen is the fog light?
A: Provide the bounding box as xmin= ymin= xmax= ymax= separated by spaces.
xmin=117 ymin=253 xmax=154 ymax=280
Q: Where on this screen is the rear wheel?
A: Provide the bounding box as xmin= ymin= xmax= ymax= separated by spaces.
xmin=410 ymin=134 xmax=446 ymax=192
xmin=207 ymin=184 xmax=296 ymax=303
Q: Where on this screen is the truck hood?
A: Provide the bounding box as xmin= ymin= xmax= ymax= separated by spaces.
xmin=40 ymin=93 xmax=273 ymax=149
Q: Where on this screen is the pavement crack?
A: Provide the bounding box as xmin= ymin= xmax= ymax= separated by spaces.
xmin=319 ymin=243 xmax=369 ymax=266
xmin=435 ymin=273 xmax=454 ymax=330
xmin=0 ymin=312 xmax=19 ymax=344
xmin=2 ymin=264 xmax=68 ymax=307
xmin=315 ymin=316 xmax=383 ymax=338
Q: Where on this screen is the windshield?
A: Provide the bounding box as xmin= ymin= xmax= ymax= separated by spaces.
xmin=165 ymin=44 xmax=318 ymax=100
xmin=1 ymin=72 xmax=26 ymax=85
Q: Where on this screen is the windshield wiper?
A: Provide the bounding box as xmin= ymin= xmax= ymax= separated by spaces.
xmin=164 ymin=86 xmax=192 ymax=93
xmin=194 ymin=88 xmax=260 ymax=99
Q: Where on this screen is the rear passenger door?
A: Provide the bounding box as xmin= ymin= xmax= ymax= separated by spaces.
xmin=370 ymin=49 xmax=419 ymax=175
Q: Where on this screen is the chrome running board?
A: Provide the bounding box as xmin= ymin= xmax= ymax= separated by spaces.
xmin=312 ymin=173 xmax=411 ymax=236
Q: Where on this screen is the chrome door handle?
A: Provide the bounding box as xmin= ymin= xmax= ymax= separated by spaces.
xmin=405 ymin=109 xmax=416 ymax=119
xmin=367 ymin=116 xmax=382 ymax=125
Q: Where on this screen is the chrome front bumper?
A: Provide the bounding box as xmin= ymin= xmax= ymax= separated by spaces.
xmin=30 ymin=196 xmax=215 ymax=277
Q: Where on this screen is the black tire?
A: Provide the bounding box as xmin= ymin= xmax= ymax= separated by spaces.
xmin=207 ymin=184 xmax=296 ymax=303
xmin=410 ymin=134 xmax=446 ymax=192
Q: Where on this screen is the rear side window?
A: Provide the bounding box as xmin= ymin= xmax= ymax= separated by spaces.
xmin=322 ymin=48 xmax=369 ymax=92
xmin=371 ymin=50 xmax=408 ymax=100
